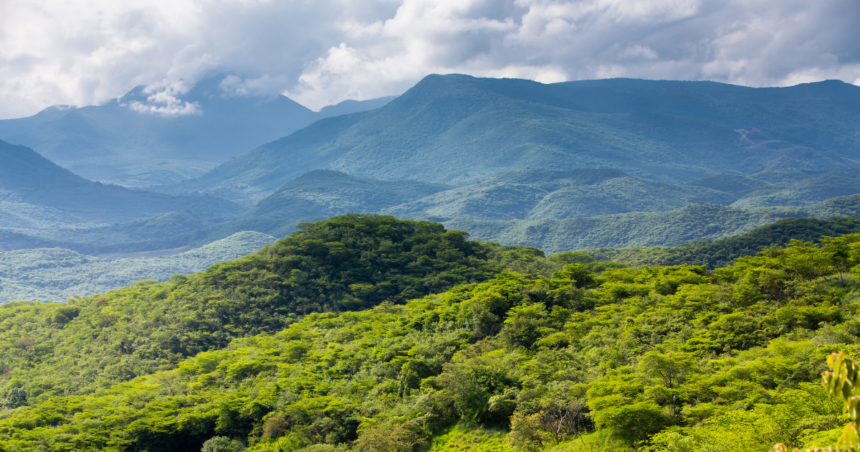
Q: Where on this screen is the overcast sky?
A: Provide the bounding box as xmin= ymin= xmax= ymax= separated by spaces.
xmin=0 ymin=0 xmax=858 ymax=119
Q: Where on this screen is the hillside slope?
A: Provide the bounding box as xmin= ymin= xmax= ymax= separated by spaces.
xmin=447 ymin=194 xmax=860 ymax=253
xmin=246 ymin=169 xmax=451 ymax=221
xmin=0 ymin=140 xmax=242 ymax=226
xmin=382 ymin=168 xmax=733 ymax=221
xmin=583 ymin=216 xmax=860 ymax=268
xmin=169 ymin=75 xmax=859 ymax=201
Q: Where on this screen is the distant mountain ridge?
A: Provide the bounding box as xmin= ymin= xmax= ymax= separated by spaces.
xmin=0 ymin=75 xmax=396 ymax=186
xmin=166 ymin=74 xmax=860 ymax=202
xmin=0 ymin=140 xmax=242 ymax=227
xmin=448 ymin=194 xmax=860 ymax=253
xmin=583 ymin=216 xmax=860 ymax=269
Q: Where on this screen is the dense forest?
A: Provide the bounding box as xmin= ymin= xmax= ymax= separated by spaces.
xmin=1 ymin=214 xmax=860 ymax=451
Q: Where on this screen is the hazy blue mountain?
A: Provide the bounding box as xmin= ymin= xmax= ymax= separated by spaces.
xmin=0 ymin=231 xmax=275 ymax=303
xmin=168 ymin=74 xmax=859 ymax=202
xmin=0 ymin=75 xmax=396 ymax=186
xmin=0 ymin=140 xmax=243 ymax=227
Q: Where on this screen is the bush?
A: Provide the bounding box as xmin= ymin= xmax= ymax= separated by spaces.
xmin=201 ymin=436 xmax=245 ymax=452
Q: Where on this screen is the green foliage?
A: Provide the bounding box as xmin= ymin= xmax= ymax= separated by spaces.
xmin=2 ymin=231 xmax=860 ymax=450
xmin=201 ymin=437 xmax=246 ymax=452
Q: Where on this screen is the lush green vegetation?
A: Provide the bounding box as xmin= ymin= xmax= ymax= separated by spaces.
xmin=450 ymin=194 xmax=860 ymax=253
xmin=0 ymin=231 xmax=276 ymax=303
xmin=172 ymin=75 xmax=859 ymax=201
xmin=0 ymin=215 xmax=546 ymax=410
xmin=1 ymin=221 xmax=860 ymax=451
xmin=585 ymin=216 xmax=860 ymax=269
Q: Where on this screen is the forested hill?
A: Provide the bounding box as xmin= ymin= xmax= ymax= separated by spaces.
xmin=0 ymin=215 xmax=548 ymax=408
xmin=1 ymin=222 xmax=860 ymax=450
xmin=0 ymin=140 xmax=242 ymax=226
xmin=169 ymin=74 xmax=859 ymax=201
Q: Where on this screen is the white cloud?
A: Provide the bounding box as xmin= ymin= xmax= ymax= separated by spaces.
xmin=0 ymin=0 xmax=858 ymax=118
xmin=123 ymin=81 xmax=202 ymax=116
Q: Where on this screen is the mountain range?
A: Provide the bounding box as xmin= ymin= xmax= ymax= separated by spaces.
xmin=1 ymin=74 xmax=860 ymax=303
xmin=164 ymin=74 xmax=860 ymax=202
xmin=0 ymin=74 xmax=395 ymax=186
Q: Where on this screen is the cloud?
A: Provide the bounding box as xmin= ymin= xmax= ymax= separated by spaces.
xmin=123 ymin=81 xmax=201 ymax=116
xmin=0 ymin=0 xmax=858 ymax=118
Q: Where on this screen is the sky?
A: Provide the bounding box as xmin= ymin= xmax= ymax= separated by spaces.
xmin=0 ymin=0 xmax=858 ymax=119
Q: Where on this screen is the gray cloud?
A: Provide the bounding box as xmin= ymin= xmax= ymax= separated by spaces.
xmin=0 ymin=0 xmax=858 ymax=118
